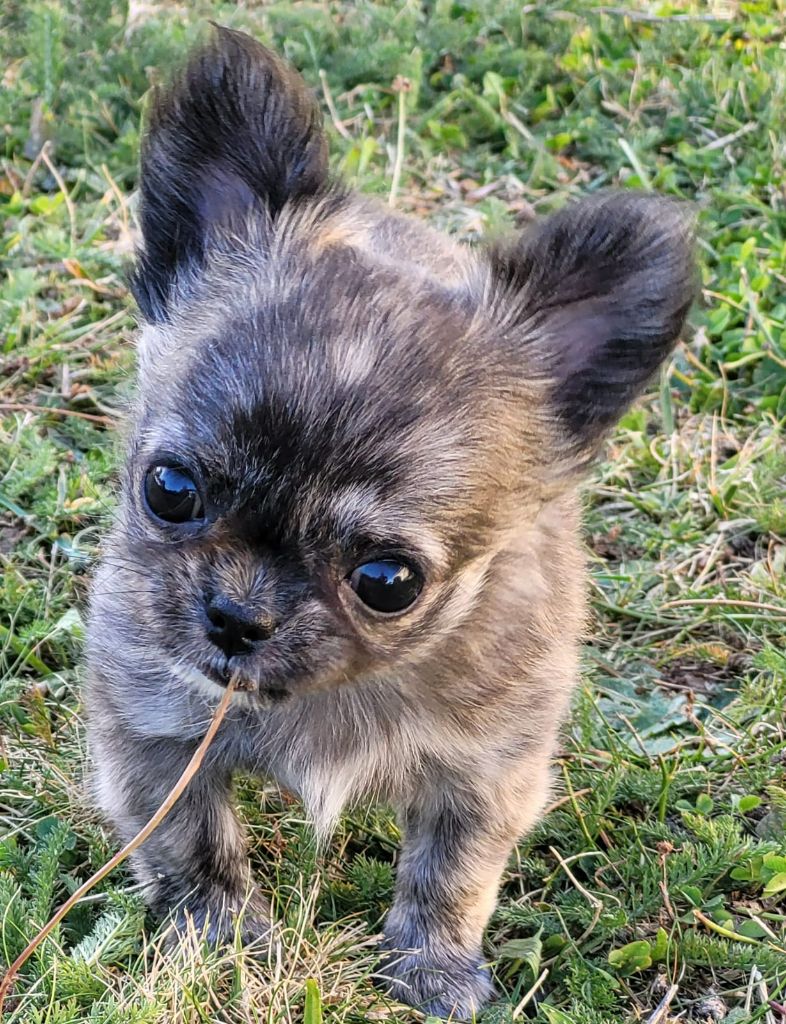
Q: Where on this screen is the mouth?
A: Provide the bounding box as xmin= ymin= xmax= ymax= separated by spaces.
xmin=203 ymin=660 xmax=234 ymax=687
xmin=192 ymin=660 xmax=292 ymax=705
xmin=200 ymin=653 xmax=255 ymax=691
xmin=259 ymin=686 xmax=290 ymax=704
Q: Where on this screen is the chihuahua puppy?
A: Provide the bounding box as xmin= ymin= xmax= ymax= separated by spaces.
xmin=85 ymin=26 xmax=695 ymax=1019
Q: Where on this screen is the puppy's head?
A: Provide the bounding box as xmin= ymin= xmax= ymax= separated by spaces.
xmin=109 ymin=27 xmax=695 ymax=701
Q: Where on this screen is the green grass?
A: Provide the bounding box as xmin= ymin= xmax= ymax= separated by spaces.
xmin=2 ymin=1 xmax=786 ymax=1020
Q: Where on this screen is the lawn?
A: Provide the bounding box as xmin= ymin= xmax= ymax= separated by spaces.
xmin=1 ymin=1 xmax=786 ymax=1021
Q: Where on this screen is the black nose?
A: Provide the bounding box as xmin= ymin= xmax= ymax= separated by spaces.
xmin=204 ymin=595 xmax=274 ymax=657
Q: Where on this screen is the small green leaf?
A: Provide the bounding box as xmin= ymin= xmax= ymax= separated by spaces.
xmin=731 ymin=855 xmax=763 ymax=883
xmin=545 ymin=131 xmax=572 ymax=151
xmin=472 ymin=1005 xmax=513 ymax=1024
xmin=497 ymin=932 xmax=542 ymax=978
xmin=304 ymin=978 xmax=322 ymax=1024
xmin=357 ymin=136 xmax=378 ymax=174
xmin=695 ymin=793 xmax=714 ymax=815
xmin=427 ymin=120 xmax=467 ymax=149
xmin=542 ymin=932 xmax=568 ymax=956
xmin=735 ymin=795 xmax=762 ymax=814
xmin=706 ymin=305 xmax=732 ymax=338
xmin=762 ymin=854 xmax=786 ymax=874
xmin=680 ymin=885 xmax=704 ymax=907
xmin=53 ymin=607 xmax=85 ymax=639
xmin=739 ymin=236 xmax=756 ymax=261
xmin=608 ymin=939 xmax=652 ymax=974
xmin=29 ymin=193 xmax=65 ymax=216
xmin=651 ymin=927 xmax=669 ymax=962
xmin=482 ymin=70 xmax=506 ymax=102
xmin=763 ymin=872 xmax=786 ymax=897
xmin=540 ymin=1008 xmax=576 ymax=1024
xmin=737 ymin=919 xmax=770 ymax=939
xmin=618 ymin=407 xmax=648 ymax=432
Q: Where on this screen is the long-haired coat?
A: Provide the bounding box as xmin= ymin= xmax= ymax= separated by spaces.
xmin=85 ymin=27 xmax=695 ymax=1018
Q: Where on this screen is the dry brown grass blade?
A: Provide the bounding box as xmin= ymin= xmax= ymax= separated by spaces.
xmin=0 ymin=402 xmax=115 ymax=425
xmin=0 ymin=676 xmax=239 ymax=1016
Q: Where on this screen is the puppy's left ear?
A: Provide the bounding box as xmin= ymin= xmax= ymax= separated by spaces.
xmin=486 ymin=191 xmax=697 ymax=474
xmin=131 ymin=26 xmax=329 ymax=323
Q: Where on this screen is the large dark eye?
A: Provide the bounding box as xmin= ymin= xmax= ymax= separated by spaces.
xmin=349 ymin=560 xmax=422 ymax=614
xmin=144 ymin=464 xmax=204 ymax=524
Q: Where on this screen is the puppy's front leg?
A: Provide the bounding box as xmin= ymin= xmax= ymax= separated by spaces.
xmin=90 ymin=719 xmax=268 ymax=945
xmin=380 ymin=759 xmax=550 ymax=1019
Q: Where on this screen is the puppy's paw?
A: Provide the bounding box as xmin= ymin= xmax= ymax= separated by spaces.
xmin=165 ymin=888 xmax=272 ymax=953
xmin=376 ymin=943 xmax=495 ymax=1020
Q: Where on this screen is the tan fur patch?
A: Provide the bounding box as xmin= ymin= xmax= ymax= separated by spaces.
xmin=309 ymin=216 xmax=368 ymax=255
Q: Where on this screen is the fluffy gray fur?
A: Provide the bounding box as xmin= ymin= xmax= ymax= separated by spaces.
xmin=85 ymin=26 xmax=696 ymax=1019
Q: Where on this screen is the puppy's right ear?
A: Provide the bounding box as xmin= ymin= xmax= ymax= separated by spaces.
xmin=483 ymin=191 xmax=696 ymax=478
xmin=130 ymin=26 xmax=329 ymax=323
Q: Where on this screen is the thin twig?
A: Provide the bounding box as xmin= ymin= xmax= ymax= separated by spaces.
xmin=319 ymin=69 xmax=352 ymax=140
xmin=693 ymin=909 xmax=786 ymax=955
xmin=0 ymin=402 xmax=115 ymax=425
xmin=40 ymin=141 xmax=77 ymax=249
xmin=646 ymin=983 xmax=679 ymax=1024
xmin=542 ymin=788 xmax=591 ymax=816
xmin=662 ymin=597 xmax=786 ymax=618
xmin=388 ymin=77 xmax=410 ymax=208
xmin=659 ymin=881 xmax=676 ymax=922
xmin=512 ymin=968 xmax=548 ymax=1017
xmin=574 ymin=900 xmax=604 ymax=947
xmin=699 ymin=121 xmax=757 ymax=152
xmin=755 ymin=965 xmax=777 ymax=1024
xmin=595 ymin=6 xmax=732 ymax=22
xmin=21 ymin=139 xmax=49 ymax=197
xmin=0 ymin=677 xmax=239 ymax=1014
xmin=548 ymin=846 xmax=602 ymax=910
xmin=618 ymin=137 xmax=652 ymax=190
